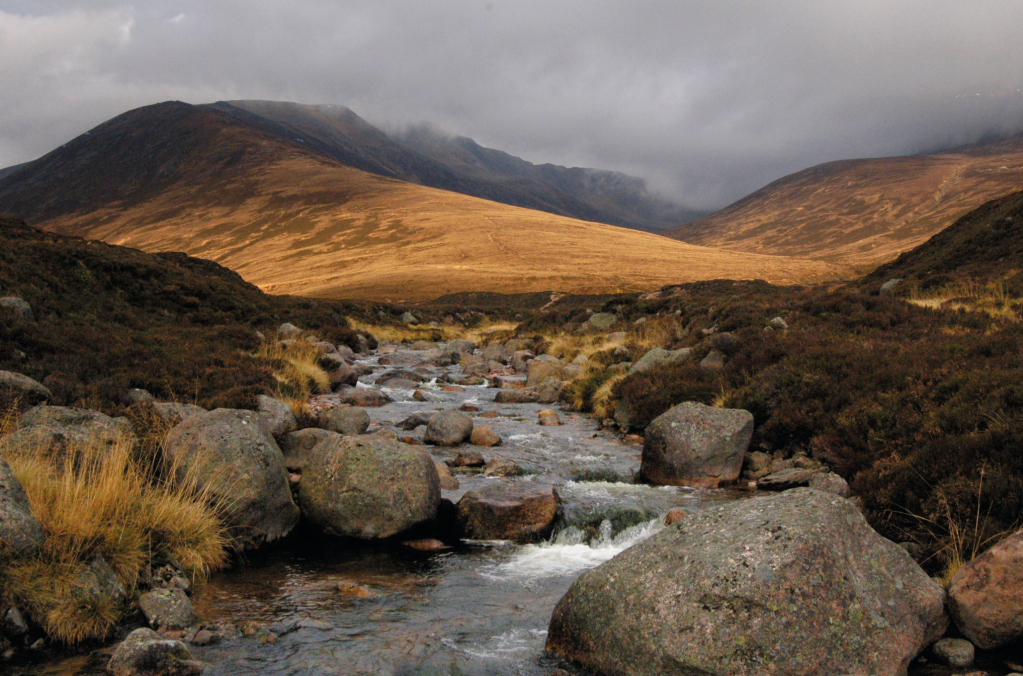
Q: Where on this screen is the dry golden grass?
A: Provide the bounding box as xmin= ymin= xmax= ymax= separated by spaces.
xmin=349 ymin=318 xmax=520 ymax=346
xmin=0 ymin=435 xmax=229 ymax=644
xmin=255 ymin=338 xmax=331 ymax=402
xmin=673 ymin=137 xmax=1023 ymax=269
xmin=40 ymin=149 xmax=847 ymax=302
xmin=908 ymin=278 xmax=1022 ymax=322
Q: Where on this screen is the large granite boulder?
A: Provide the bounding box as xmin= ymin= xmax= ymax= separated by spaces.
xmin=0 ymin=458 xmax=45 ymax=554
xmin=457 ymin=482 xmax=560 ymax=543
xmin=628 ymin=348 xmax=692 ymax=376
xmin=948 ymin=529 xmax=1023 ymax=649
xmin=424 ymin=410 xmax=474 ymax=447
xmin=0 ymin=371 xmax=52 ymax=404
xmin=640 ymin=402 xmax=754 ymax=487
xmin=299 ymin=435 xmax=440 ymax=539
xmin=318 ymin=405 xmax=371 ymax=436
xmin=163 ymin=409 xmax=299 ymax=550
xmin=547 ymin=489 xmax=948 ymax=676
xmin=107 ymin=628 xmax=203 ymax=676
xmin=5 ymin=406 xmax=132 ymax=454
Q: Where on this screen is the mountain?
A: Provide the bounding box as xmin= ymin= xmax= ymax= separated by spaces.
xmin=865 ymin=189 xmax=1023 ymax=293
xmin=0 ymin=101 xmax=844 ymax=302
xmin=668 ymin=135 xmax=1023 ymax=269
xmin=209 ymin=100 xmax=704 ymax=232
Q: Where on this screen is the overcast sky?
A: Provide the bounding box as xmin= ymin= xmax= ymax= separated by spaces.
xmin=2 ymin=1 xmax=1022 ymax=210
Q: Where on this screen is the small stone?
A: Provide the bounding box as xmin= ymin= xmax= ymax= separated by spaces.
xmin=452 ymin=449 xmax=486 ymax=467
xmin=413 ymin=390 xmax=428 ymax=401
xmin=932 ymin=638 xmax=975 ymax=668
xmin=479 ymin=411 xmax=500 ymax=418
xmin=460 ymin=403 xmax=480 ymax=412
xmin=0 ymin=297 xmax=33 ymax=322
xmin=483 ymin=456 xmax=522 ymax=477
xmin=769 ymin=317 xmax=789 ymax=330
xmin=433 ymin=460 xmax=459 ymax=490
xmin=125 ymin=388 xmax=155 ymax=405
xmin=139 ymin=588 xmax=194 ymax=630
xmin=470 ymin=425 xmax=502 ymax=447
xmin=664 ymin=508 xmax=686 ymax=526
xmin=700 ymin=349 xmax=726 ymax=371
xmin=538 ymin=409 xmax=562 ymax=426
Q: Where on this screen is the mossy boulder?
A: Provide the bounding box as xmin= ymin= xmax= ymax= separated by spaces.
xmin=299 ymin=435 xmax=440 ymax=539
xmin=163 ymin=409 xmax=299 ymax=550
xmin=547 ymin=489 xmax=948 ymax=676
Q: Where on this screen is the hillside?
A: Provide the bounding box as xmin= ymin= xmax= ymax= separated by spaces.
xmin=211 ymin=100 xmax=703 ymax=232
xmin=0 ymin=216 xmax=360 ymax=412
xmin=669 ymin=135 xmax=1023 ymax=269
xmin=0 ymin=102 xmax=845 ymax=302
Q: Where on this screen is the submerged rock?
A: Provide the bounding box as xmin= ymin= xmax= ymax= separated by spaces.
xmin=948 ymin=529 xmax=1023 ymax=648
xmin=0 ymin=458 xmax=46 ymax=554
xmin=163 ymin=409 xmax=299 ymax=550
xmin=299 ymin=435 xmax=440 ymax=539
xmin=107 ymin=628 xmax=203 ymax=676
xmin=546 ymin=489 xmax=947 ymax=676
xmin=457 ymin=482 xmax=560 ymax=543
xmin=640 ymin=402 xmax=753 ymax=487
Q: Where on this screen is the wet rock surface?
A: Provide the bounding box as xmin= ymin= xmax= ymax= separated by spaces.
xmin=457 ymin=482 xmax=561 ymax=543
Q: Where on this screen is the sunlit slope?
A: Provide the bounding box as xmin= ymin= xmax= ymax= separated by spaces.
xmin=670 ymin=135 xmax=1023 ymax=270
xmin=0 ymin=102 xmax=845 ymax=301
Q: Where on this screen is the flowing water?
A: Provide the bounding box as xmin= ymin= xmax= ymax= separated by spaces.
xmin=14 ymin=345 xmax=745 ymax=676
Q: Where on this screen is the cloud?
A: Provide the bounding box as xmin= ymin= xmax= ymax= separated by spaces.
xmin=1 ymin=1 xmax=1022 ymax=209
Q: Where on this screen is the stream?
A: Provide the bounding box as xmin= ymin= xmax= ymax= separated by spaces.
xmin=14 ymin=344 xmax=744 ymax=676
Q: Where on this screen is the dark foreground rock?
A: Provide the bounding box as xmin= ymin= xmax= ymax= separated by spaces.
xmin=0 ymin=458 xmax=45 ymax=554
xmin=107 ymin=628 xmax=203 ymax=676
xmin=546 ymin=489 xmax=947 ymax=676
xmin=948 ymin=529 xmax=1023 ymax=649
xmin=640 ymin=402 xmax=753 ymax=487
xmin=163 ymin=409 xmax=299 ymax=550
xmin=457 ymin=482 xmax=560 ymax=543
xmin=299 ymin=435 xmax=440 ymax=539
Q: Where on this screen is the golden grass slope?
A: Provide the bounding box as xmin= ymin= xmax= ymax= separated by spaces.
xmin=38 ymin=153 xmax=845 ymax=302
xmin=670 ymin=136 xmax=1023 ymax=271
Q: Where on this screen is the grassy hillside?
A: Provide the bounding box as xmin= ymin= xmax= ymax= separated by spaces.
xmin=0 ymin=217 xmax=359 ymax=414
xmin=669 ymin=135 xmax=1023 ymax=269
xmin=0 ymin=102 xmax=846 ymax=302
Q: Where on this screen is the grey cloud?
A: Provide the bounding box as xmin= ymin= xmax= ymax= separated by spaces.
xmin=1 ymin=1 xmax=1021 ymax=209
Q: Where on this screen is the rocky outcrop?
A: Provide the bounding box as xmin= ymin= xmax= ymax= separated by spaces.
xmin=163 ymin=409 xmax=299 ymax=550
xmin=425 ymin=410 xmax=474 ymax=447
xmin=4 ymin=406 xmax=131 ymax=454
xmin=640 ymin=402 xmax=753 ymax=487
xmin=0 ymin=371 xmax=51 ymax=404
xmin=547 ymin=489 xmax=948 ymax=676
xmin=299 ymin=435 xmax=440 ymax=539
xmin=457 ymin=482 xmax=560 ymax=543
xmin=948 ymin=529 xmax=1023 ymax=648
xmin=318 ymin=405 xmax=371 ymax=436
xmin=256 ymin=395 xmax=297 ymax=440
xmin=0 ymin=459 xmax=45 ymax=554
xmin=107 ymin=628 xmax=203 ymax=676
xmin=139 ymin=589 xmax=193 ymax=630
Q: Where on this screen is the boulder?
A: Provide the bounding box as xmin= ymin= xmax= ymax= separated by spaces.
xmin=700 ymin=349 xmax=726 ymax=370
xmin=546 ymin=489 xmax=948 ymax=676
xmin=641 ymin=402 xmax=754 ymax=487
xmin=585 ymin=312 xmax=617 ymax=331
xmin=376 ymin=376 xmax=420 ymax=390
xmin=397 ymin=412 xmax=432 ymax=431
xmin=433 ymin=460 xmax=460 ymax=490
xmin=0 ymin=297 xmax=33 ymax=322
xmin=255 ymin=395 xmax=297 ymax=440
xmin=5 ymin=406 xmax=131 ymax=454
xmin=948 ymin=529 xmax=1023 ymax=648
xmin=710 ymin=332 xmax=741 ymax=355
xmin=481 ymin=344 xmax=511 ymax=364
xmin=562 ymin=364 xmax=583 ymax=380
xmin=335 ymin=344 xmax=357 ymax=361
xmin=0 ymin=371 xmax=52 ymax=404
xmin=469 ymin=425 xmax=502 ymax=447
xmin=107 ymin=628 xmax=203 ymax=676
xmin=535 ymin=378 xmax=565 ymax=404
xmin=931 ymin=638 xmax=974 ymax=668
xmin=410 ymin=340 xmax=437 ymax=351
xmin=493 ymin=376 xmax=526 ymax=389
xmin=139 ymin=589 xmax=193 ymax=630
xmin=313 ymin=341 xmax=337 ymax=355
xmin=742 ymin=451 xmax=774 ymax=480
xmin=401 ymin=311 xmax=418 ymax=325
xmin=326 ymin=360 xmax=360 ymax=389
xmin=769 ymin=316 xmax=789 ymax=330
xmin=538 ymin=409 xmax=562 ymax=426
xmin=76 ymin=553 xmax=127 ymax=606
xmin=278 ymin=322 xmax=302 ymax=338
xmin=512 ymin=350 xmax=535 ymax=373
xmin=809 ymin=471 xmax=851 ymax=498
xmin=318 ymin=405 xmax=371 ymax=436
xmin=880 ymin=278 xmax=902 ymax=294
xmin=299 ymin=435 xmax=440 ymax=539
xmin=163 ymin=409 xmax=299 ymax=550
xmin=452 ymin=449 xmax=486 ymax=467
xmin=483 ymin=456 xmax=522 ymax=477
xmin=495 ymin=390 xmax=540 ymax=404
xmin=280 ymin=428 xmax=340 ymax=472
xmin=457 ymin=482 xmax=560 ymax=543
xmin=527 ymin=359 xmax=564 ymax=387
xmin=0 ymin=458 xmax=45 ymax=554
xmin=125 ymin=388 xmax=155 ymax=405
xmin=425 ymin=410 xmax=474 ymax=447
xmin=152 ymin=402 xmax=206 ymax=426
xmin=446 ymin=339 xmax=476 ymax=358
xmin=336 ymin=386 xmax=392 ymax=407
xmin=627 ymin=348 xmax=692 ymax=376
xmin=504 ymin=338 xmax=530 ymax=353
